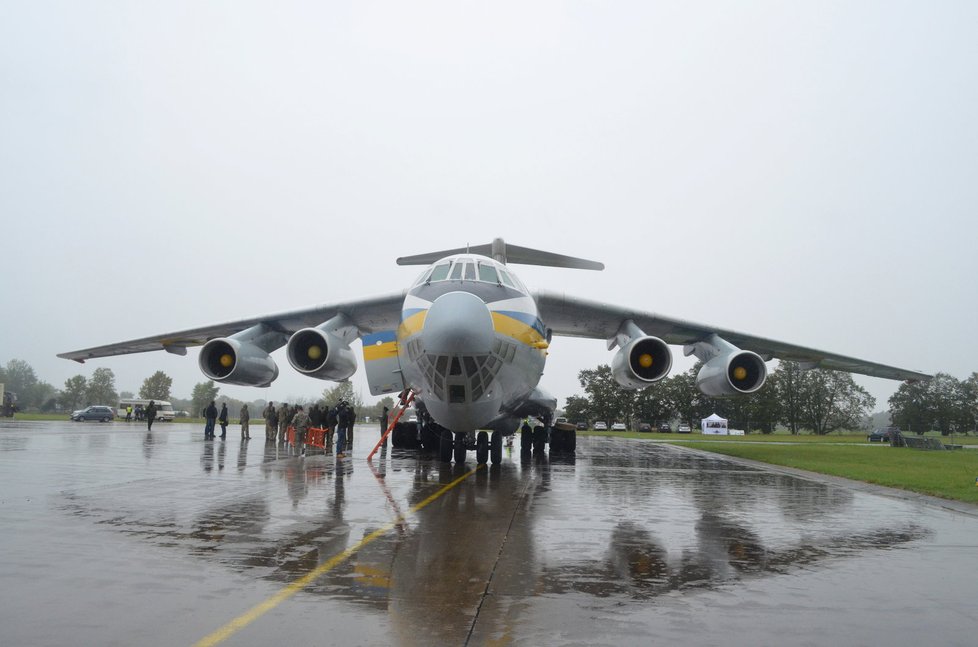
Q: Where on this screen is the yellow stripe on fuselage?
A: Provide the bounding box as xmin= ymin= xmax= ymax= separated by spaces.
xmin=491 ymin=312 xmax=545 ymax=347
xmin=395 ymin=307 xmax=544 ymax=350
xmin=363 ymin=341 xmax=398 ymax=361
xmin=397 ymin=310 xmax=427 ymax=339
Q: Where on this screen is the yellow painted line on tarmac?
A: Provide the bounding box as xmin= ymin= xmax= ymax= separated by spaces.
xmin=193 ymin=464 xmax=483 ymax=647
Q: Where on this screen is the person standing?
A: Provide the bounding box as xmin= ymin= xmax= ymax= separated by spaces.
xmin=342 ymin=402 xmax=356 ymax=448
xmin=218 ymin=403 xmax=229 ymax=439
xmin=381 ymin=405 xmax=389 ymax=448
xmin=125 ymin=405 xmax=133 ymax=422
xmin=277 ymin=402 xmax=290 ymax=443
xmin=263 ymin=401 xmax=277 ymax=441
xmin=145 ymin=400 xmax=157 ymax=432
xmin=291 ymin=405 xmax=311 ymax=456
xmin=332 ymin=402 xmax=346 ymax=457
xmin=240 ymin=403 xmax=250 ymax=440
xmin=204 ymin=400 xmax=218 ymax=439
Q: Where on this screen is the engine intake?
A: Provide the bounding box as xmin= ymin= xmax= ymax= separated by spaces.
xmin=199 ymin=339 xmax=279 ymax=387
xmin=611 ymin=336 xmax=672 ymax=389
xmin=286 ymin=328 xmax=357 ymax=381
xmin=696 ymin=350 xmax=767 ymax=396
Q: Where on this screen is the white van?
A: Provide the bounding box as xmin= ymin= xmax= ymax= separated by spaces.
xmin=117 ymin=399 xmax=176 ymax=422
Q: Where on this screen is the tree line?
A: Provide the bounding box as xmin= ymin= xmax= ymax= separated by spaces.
xmin=5 ymin=357 xmax=974 ymax=434
xmin=0 ymin=359 xmax=395 ymax=422
xmin=564 ymin=362 xmax=978 ymax=435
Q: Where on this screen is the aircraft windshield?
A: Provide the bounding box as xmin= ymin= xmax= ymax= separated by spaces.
xmin=413 ymin=257 xmax=526 ymax=291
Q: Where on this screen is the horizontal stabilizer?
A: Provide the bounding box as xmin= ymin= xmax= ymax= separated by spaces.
xmin=396 ymin=237 xmax=604 ymax=270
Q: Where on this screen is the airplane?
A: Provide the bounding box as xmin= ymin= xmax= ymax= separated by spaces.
xmin=59 ymin=238 xmax=930 ymax=463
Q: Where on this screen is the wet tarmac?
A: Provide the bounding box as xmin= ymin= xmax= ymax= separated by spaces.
xmin=2 ymin=420 xmax=977 ymax=647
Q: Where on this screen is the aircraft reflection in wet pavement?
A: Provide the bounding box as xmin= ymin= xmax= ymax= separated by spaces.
xmin=59 ymin=238 xmax=930 ymax=464
xmin=58 ymin=445 xmax=930 ymax=646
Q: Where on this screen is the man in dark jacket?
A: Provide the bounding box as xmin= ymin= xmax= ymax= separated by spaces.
xmin=218 ymin=403 xmax=229 ymax=439
xmin=204 ymin=401 xmax=218 ymax=439
xmin=145 ymin=400 xmax=157 ymax=432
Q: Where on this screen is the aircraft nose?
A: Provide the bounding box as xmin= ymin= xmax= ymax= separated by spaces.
xmin=422 ymin=291 xmax=494 ymax=355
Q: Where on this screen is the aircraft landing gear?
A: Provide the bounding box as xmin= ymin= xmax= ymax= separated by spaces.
xmin=439 ymin=428 xmax=453 ymax=463
xmin=532 ymin=426 xmax=547 ymax=453
xmin=490 ymin=430 xmax=502 ymax=464
xmin=476 ymin=431 xmax=489 ymax=464
xmin=454 ymin=431 xmax=467 ymax=464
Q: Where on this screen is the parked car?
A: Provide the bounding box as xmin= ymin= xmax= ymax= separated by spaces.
xmin=575 ymin=422 xmax=588 ymax=431
xmin=868 ymin=427 xmax=896 ymax=442
xmin=658 ymin=422 xmax=672 ymax=433
xmin=611 ymin=422 xmax=627 ymax=431
xmin=593 ymin=421 xmax=608 ymax=431
xmin=677 ymin=423 xmax=692 ymax=433
xmin=637 ymin=422 xmax=652 ymax=433
xmin=71 ymin=405 xmax=115 ymax=422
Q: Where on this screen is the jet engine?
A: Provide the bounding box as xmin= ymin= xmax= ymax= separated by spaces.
xmin=199 ymin=338 xmax=280 ymax=387
xmin=696 ymin=350 xmax=767 ymax=396
xmin=611 ymin=336 xmax=672 ymax=389
xmin=286 ymin=328 xmax=357 ymax=381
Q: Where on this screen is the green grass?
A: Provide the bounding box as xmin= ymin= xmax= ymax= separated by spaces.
xmin=678 ymin=441 xmax=978 ymax=504
xmin=578 ymin=429 xmax=978 ymax=504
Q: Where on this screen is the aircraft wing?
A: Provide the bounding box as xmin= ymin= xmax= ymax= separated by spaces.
xmin=533 ymin=290 xmax=931 ymax=382
xmin=58 ymin=291 xmax=406 ymax=362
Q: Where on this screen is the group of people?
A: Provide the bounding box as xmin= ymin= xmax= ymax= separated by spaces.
xmin=259 ymin=399 xmax=357 ymax=457
xmin=124 ymin=404 xmax=147 ymax=422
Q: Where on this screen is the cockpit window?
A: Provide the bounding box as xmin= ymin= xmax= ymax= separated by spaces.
xmin=478 ymin=263 xmax=499 ymax=284
xmin=450 ymin=262 xmax=464 ymax=280
xmin=464 ymin=263 xmax=476 ymax=281
xmin=498 ymin=269 xmax=515 ymax=288
xmin=429 ymin=262 xmax=451 ymax=282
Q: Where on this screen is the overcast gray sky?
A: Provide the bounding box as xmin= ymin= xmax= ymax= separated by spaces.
xmin=2 ymin=1 xmax=975 ymax=411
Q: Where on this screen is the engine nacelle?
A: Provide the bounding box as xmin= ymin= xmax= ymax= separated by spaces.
xmin=199 ymin=339 xmax=279 ymax=387
xmin=696 ymin=350 xmax=767 ymax=396
xmin=611 ymin=336 xmax=672 ymax=389
xmin=286 ymin=328 xmax=357 ymax=381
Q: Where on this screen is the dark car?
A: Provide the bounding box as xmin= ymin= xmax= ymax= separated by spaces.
xmin=637 ymin=422 xmax=652 ymax=433
xmin=575 ymin=422 xmax=587 ymax=431
xmin=658 ymin=422 xmax=672 ymax=433
xmin=868 ymin=427 xmax=896 ymax=442
xmin=70 ymin=405 xmax=115 ymax=422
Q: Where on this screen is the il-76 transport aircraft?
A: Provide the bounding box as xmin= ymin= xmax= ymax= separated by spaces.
xmin=60 ymin=238 xmax=930 ymax=464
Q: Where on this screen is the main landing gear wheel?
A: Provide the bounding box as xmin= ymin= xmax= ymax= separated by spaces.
xmin=490 ymin=430 xmax=502 ymax=464
xmin=533 ymin=426 xmax=547 ymax=453
xmin=476 ymin=431 xmax=489 ymax=465
xmin=520 ymin=427 xmax=531 ymax=454
xmin=439 ymin=429 xmax=453 ymax=463
xmin=550 ymin=429 xmax=563 ymax=453
xmin=454 ymin=432 xmax=467 ymax=464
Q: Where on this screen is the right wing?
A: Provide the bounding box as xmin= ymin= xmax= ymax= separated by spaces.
xmin=534 ymin=289 xmax=930 ymax=382
xmin=58 ymin=291 xmax=406 ymax=362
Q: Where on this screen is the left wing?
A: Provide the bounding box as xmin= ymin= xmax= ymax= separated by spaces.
xmin=534 ymin=290 xmax=930 ymax=382
xmin=58 ymin=291 xmax=406 ymax=362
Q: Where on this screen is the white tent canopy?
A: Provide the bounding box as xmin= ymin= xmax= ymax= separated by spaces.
xmin=701 ymin=413 xmax=728 ymax=435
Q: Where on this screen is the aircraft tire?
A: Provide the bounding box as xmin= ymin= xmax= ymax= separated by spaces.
xmin=476 ymin=431 xmax=489 ymax=465
xmin=520 ymin=428 xmax=531 ymax=453
xmin=567 ymin=429 xmax=577 ymax=453
xmin=490 ymin=431 xmax=502 ymax=464
xmin=421 ymin=425 xmax=440 ymax=452
xmin=454 ymin=432 xmax=467 ymax=464
xmin=438 ymin=429 xmax=453 ymax=463
xmin=550 ymin=429 xmax=563 ymax=454
xmin=533 ymin=427 xmax=546 ymax=453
